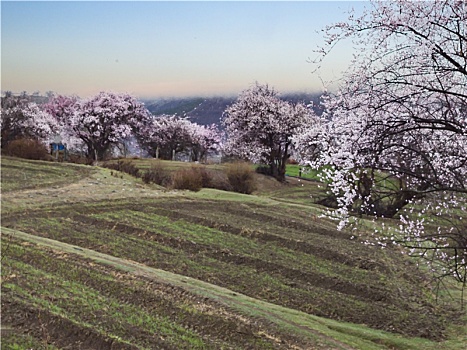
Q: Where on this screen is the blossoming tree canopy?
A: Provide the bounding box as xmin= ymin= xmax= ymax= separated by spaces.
xmin=1 ymin=92 xmax=58 ymax=148
xmin=42 ymin=94 xmax=84 ymax=152
xmin=312 ymin=0 xmax=467 ymax=286
xmin=67 ymin=91 xmax=151 ymax=160
xmin=222 ymin=83 xmax=317 ymax=182
xmin=138 ymin=114 xmax=222 ymax=162
xmin=188 ymin=123 xmax=222 ymax=162
xmin=139 ymin=115 xmax=193 ymax=160
xmin=43 ymin=94 xmax=79 ymax=123
xmin=313 ymin=0 xmax=466 ymax=214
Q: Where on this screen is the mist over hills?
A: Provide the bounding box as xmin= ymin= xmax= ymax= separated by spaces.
xmin=2 ymin=91 xmax=323 ymax=128
xmin=141 ymin=92 xmax=324 ymax=126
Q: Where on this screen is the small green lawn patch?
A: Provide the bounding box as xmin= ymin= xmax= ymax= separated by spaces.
xmin=285 ymin=164 xmax=322 ymax=181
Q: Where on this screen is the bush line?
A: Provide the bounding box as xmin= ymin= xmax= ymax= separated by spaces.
xmin=103 ymin=160 xmax=257 ymax=194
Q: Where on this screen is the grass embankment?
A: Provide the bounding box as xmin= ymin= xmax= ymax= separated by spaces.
xmin=1 ymin=157 xmax=465 ymax=349
xmin=1 ymin=157 xmax=93 ymax=192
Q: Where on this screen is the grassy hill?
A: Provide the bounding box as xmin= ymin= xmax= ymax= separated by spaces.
xmin=1 ymin=157 xmax=465 ymax=349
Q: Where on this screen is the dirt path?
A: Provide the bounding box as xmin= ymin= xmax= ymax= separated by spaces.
xmin=2 ymin=226 xmax=356 ymax=350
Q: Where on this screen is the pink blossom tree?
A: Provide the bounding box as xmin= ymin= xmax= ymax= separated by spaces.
xmin=139 ymin=115 xmax=222 ymax=162
xmin=311 ymin=0 xmax=466 ymax=292
xmin=222 ymin=83 xmax=316 ymax=182
xmin=139 ymin=115 xmax=193 ymax=160
xmin=188 ymin=123 xmax=222 ymax=163
xmin=1 ymin=92 xmax=58 ymax=148
xmin=42 ymin=94 xmax=83 ymax=152
xmin=66 ymin=92 xmax=150 ymax=161
xmin=43 ymin=94 xmax=78 ymax=124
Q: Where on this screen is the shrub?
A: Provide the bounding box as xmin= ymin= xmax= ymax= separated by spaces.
xmin=255 ymin=164 xmax=272 ymax=176
xmin=142 ymin=161 xmax=171 ymax=186
xmin=189 ymin=166 xmax=213 ymax=188
xmin=224 ymin=162 xmax=257 ymax=194
xmin=205 ymin=169 xmax=232 ymax=191
xmin=118 ymin=160 xmax=140 ymax=178
xmin=67 ymin=154 xmax=93 ymax=165
xmin=189 ymin=166 xmax=233 ymax=191
xmin=171 ymin=167 xmax=203 ymax=192
xmin=102 ymin=161 xmax=119 ymax=171
xmin=4 ymin=138 xmax=51 ymax=161
xmin=103 ymin=160 xmax=140 ymax=178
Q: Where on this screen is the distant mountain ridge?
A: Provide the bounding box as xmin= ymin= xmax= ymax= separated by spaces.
xmin=141 ymin=92 xmax=323 ymax=127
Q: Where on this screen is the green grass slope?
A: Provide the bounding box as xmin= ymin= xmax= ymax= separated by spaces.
xmin=1 ymin=157 xmax=465 ymax=349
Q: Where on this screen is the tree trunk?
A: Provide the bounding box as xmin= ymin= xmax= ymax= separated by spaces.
xmin=275 ymin=143 xmax=289 ymax=182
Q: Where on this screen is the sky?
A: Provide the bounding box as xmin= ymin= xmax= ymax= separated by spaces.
xmin=1 ymin=1 xmax=367 ymax=99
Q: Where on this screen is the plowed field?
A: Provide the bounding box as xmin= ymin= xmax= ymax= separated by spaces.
xmin=1 ymin=157 xmax=464 ymax=350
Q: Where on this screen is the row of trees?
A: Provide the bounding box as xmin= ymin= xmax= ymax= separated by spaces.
xmin=1 ymin=85 xmax=317 ymax=181
xmin=139 ymin=115 xmax=221 ymax=162
xmin=1 ymin=91 xmax=222 ymax=163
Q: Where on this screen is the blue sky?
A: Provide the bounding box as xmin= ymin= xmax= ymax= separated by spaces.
xmin=1 ymin=1 xmax=367 ymax=98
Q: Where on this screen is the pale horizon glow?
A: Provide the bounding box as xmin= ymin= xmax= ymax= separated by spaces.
xmin=1 ymin=1 xmax=367 ymax=99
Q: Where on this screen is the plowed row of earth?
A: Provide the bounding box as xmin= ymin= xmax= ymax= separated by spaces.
xmin=1 ymin=157 xmax=462 ymax=349
xmin=2 ymin=197 xmax=453 ymax=341
xmin=2 ymin=232 xmax=331 ymax=350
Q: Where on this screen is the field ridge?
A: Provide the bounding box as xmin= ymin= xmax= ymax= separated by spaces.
xmin=2 ymin=157 xmax=465 ymax=349
xmin=1 ymin=227 xmax=361 ymax=349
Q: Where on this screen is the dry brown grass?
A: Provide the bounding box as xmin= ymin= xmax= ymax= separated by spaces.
xmin=4 ymin=138 xmax=51 ymax=161
xmin=224 ymin=162 xmax=257 ymax=194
